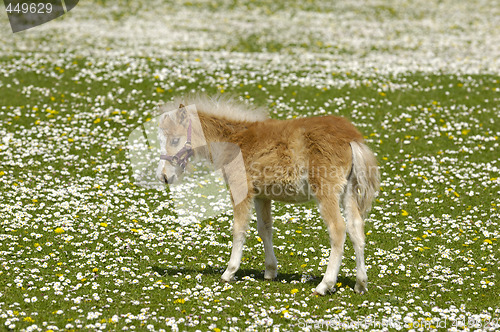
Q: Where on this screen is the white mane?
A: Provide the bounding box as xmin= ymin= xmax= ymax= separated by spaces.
xmin=159 ymin=94 xmax=268 ymax=123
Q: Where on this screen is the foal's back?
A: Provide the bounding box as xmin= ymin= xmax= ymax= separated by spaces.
xmin=241 ymin=115 xmax=363 ymax=154
xmin=237 ymin=115 xmax=364 ymax=201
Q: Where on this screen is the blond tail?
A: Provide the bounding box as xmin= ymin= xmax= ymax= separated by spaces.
xmin=347 ymin=141 xmax=380 ymax=218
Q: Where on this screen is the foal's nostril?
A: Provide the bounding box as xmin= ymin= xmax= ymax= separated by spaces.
xmin=165 ymin=175 xmax=176 ymax=184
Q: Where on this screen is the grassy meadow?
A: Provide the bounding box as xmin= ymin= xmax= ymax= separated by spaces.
xmin=0 ymin=0 xmax=499 ymax=330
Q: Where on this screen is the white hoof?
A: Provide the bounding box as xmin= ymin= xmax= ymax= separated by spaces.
xmin=264 ymin=269 xmax=277 ymax=280
xmin=221 ymin=271 xmax=234 ymax=282
xmin=313 ymin=282 xmax=331 ymax=295
xmin=354 ymin=282 xmax=367 ymax=294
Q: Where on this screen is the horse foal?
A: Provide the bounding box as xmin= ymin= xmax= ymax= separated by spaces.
xmin=157 ymin=96 xmax=380 ymax=295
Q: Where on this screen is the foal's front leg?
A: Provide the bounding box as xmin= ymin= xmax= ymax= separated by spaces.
xmin=255 ymin=198 xmax=278 ymax=280
xmin=221 ymin=199 xmax=252 ymax=282
xmin=314 ymin=196 xmax=347 ymax=295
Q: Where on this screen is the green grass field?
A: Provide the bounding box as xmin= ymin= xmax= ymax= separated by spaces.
xmin=0 ymin=0 xmax=499 ymax=330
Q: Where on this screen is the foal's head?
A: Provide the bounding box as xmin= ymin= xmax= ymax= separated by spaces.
xmin=156 ymin=104 xmax=194 ymax=184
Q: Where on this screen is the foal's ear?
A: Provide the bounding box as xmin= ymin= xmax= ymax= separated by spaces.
xmin=177 ymin=105 xmax=188 ymax=125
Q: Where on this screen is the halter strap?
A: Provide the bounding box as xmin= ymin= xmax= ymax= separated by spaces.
xmin=160 ymin=119 xmax=193 ymax=170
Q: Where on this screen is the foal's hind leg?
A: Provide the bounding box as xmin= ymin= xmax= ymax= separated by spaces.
xmin=255 ymin=198 xmax=278 ymax=280
xmin=314 ymin=195 xmax=347 ymax=295
xmin=221 ymin=198 xmax=252 ymax=282
xmin=343 ymin=186 xmax=368 ymax=294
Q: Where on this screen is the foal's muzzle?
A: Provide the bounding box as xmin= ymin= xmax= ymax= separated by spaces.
xmin=162 ymin=173 xmax=176 ymax=184
xmin=167 ymin=174 xmax=176 ymax=184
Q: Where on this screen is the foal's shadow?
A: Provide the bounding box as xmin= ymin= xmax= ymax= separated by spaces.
xmin=151 ymin=265 xmax=356 ymax=290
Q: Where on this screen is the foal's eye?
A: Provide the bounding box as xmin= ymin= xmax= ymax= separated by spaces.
xmin=170 ymin=137 xmax=180 ymax=146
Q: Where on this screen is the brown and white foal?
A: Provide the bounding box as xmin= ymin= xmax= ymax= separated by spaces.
xmin=156 ymin=95 xmax=379 ymax=295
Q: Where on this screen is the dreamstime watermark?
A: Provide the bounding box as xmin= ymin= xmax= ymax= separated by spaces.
xmin=297 ymin=316 xmax=500 ymax=331
xmin=127 ymin=103 xmax=379 ymax=222
xmin=3 ymin=0 xmax=79 ymax=33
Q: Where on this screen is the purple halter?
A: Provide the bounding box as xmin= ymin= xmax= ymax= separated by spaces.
xmin=160 ymin=119 xmax=194 ymax=170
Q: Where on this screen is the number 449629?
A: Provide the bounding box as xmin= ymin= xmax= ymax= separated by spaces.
xmin=5 ymin=2 xmax=53 ymax=14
